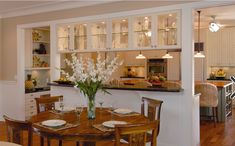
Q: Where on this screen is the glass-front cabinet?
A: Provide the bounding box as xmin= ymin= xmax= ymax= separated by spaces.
xmin=112 ymin=18 xmax=128 ymax=49
xmin=133 ymin=16 xmax=152 ymax=48
xmin=56 ymin=10 xmax=180 ymax=53
xmin=90 ymin=21 xmax=107 ymax=50
xmin=57 ymin=25 xmax=71 ymax=51
xmin=74 ymin=23 xmax=87 ymax=50
xmin=157 ymin=12 xmax=179 ymax=47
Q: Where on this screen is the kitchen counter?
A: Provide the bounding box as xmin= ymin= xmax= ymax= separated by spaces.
xmin=25 ymin=87 xmax=50 ymax=93
xmin=48 ymin=83 xmax=183 ymax=92
xmin=196 ymin=80 xmax=232 ymax=88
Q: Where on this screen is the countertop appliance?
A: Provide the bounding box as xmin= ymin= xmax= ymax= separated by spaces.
xmin=147 ymin=59 xmax=167 ymax=77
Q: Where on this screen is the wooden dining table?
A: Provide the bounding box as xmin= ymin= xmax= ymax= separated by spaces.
xmin=29 ymin=108 xmax=151 ymax=146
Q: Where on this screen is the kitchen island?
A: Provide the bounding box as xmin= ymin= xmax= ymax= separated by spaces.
xmin=196 ymin=81 xmax=233 ymax=122
xmin=48 ymin=82 xmax=190 ymax=146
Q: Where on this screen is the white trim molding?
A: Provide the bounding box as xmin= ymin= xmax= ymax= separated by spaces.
xmin=1 ymin=1 xmax=115 ymax=18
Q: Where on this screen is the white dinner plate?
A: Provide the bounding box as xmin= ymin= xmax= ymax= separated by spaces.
xmin=41 ymin=119 xmax=66 ymax=127
xmin=114 ymin=108 xmax=132 ymax=114
xmin=102 ymin=120 xmax=127 ymax=128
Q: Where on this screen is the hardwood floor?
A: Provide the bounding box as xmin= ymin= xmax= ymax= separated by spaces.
xmin=200 ymin=108 xmax=235 ymax=146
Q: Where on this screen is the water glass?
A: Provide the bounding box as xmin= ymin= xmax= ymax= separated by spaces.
xmin=75 ymin=106 xmax=83 ymax=121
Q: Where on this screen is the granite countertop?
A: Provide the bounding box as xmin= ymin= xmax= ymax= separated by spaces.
xmin=25 ymin=87 xmax=50 ymax=93
xmin=196 ymin=81 xmax=233 ymax=88
xmin=48 ymin=83 xmax=183 ymax=92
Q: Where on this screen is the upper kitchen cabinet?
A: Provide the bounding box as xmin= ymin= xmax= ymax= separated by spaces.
xmin=112 ymin=18 xmax=129 ymax=49
xmin=90 ymin=21 xmax=108 ymax=50
xmin=56 ymin=10 xmax=181 ymax=53
xmin=132 ymin=15 xmax=152 ymax=49
xmin=74 ymin=23 xmax=88 ymax=51
xmin=57 ymin=24 xmax=72 ymax=52
xmin=157 ymin=12 xmax=180 ymax=48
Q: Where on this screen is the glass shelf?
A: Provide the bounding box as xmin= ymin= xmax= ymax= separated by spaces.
xmin=157 ymin=13 xmax=177 ymax=46
xmin=112 ymin=19 xmax=128 ymax=49
xmin=74 ymin=24 xmax=87 ymax=50
xmin=133 ymin=16 xmax=151 ymax=48
xmin=90 ymin=22 xmax=107 ymax=49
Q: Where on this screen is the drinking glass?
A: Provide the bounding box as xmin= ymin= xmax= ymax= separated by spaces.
xmin=75 ymin=106 xmax=83 ymax=121
xmin=59 ymin=97 xmax=64 ymax=111
xmin=98 ymin=98 xmax=104 ymax=111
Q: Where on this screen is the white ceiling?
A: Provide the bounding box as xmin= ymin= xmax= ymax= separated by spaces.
xmin=1 ymin=1 xmax=235 ymax=29
xmin=195 ymin=5 xmax=235 ymax=28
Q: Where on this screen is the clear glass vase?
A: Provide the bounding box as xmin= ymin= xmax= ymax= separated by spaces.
xmin=86 ymin=95 xmax=96 ymax=119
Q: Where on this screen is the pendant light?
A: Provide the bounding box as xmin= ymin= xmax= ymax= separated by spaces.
xmin=136 ymin=51 xmax=146 ymax=59
xmin=194 ymin=10 xmax=205 ymax=58
xmin=209 ymin=16 xmax=220 ymax=32
xmin=162 ymin=51 xmax=173 ymax=59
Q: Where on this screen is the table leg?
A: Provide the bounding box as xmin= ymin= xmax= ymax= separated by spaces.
xmin=82 ymin=142 xmax=96 ymax=146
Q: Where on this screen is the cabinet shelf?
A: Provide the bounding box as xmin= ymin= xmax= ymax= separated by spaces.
xmin=25 ymin=67 xmax=50 ymax=70
xmin=33 ymin=41 xmax=50 ymax=44
xmin=32 ymin=54 xmax=50 ymax=57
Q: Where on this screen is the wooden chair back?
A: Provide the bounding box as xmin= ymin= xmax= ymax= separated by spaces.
xmin=141 ymin=97 xmax=163 ymax=121
xmin=35 ymin=95 xmax=63 ymax=113
xmin=115 ymin=120 xmax=159 ymax=146
xmin=141 ymin=97 xmax=163 ymax=136
xmin=195 ymin=83 xmax=218 ymax=107
xmin=3 ymin=115 xmax=32 ymax=146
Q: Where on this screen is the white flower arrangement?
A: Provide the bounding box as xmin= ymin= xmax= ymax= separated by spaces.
xmin=60 ymin=53 xmax=122 ymax=98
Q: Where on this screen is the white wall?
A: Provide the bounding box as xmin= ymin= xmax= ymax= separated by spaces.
xmin=0 ymin=81 xmax=25 ymax=121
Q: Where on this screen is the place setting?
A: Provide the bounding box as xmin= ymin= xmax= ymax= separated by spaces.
xmin=34 ymin=119 xmax=79 ymax=131
xmin=93 ymin=120 xmax=128 ymax=132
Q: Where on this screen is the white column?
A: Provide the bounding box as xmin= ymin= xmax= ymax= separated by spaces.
xmin=180 ymin=7 xmax=199 ymax=146
xmin=50 ymin=23 xmax=60 ymax=81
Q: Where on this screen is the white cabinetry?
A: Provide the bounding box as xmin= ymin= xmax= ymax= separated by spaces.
xmin=57 ymin=10 xmax=180 ymax=53
xmin=25 ymin=91 xmax=50 ymax=120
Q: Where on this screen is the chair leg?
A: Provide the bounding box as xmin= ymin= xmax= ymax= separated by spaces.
xmin=47 ymin=138 xmax=51 ymax=146
xmin=40 ymin=136 xmax=44 ymax=146
xmin=212 ymin=107 xmax=216 ymax=127
xmin=59 ymin=140 xmax=62 ymax=146
xmin=76 ymin=141 xmax=80 ymax=146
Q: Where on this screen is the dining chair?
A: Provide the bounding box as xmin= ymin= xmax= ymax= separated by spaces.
xmin=141 ymin=97 xmax=163 ymax=136
xmin=35 ymin=95 xmax=63 ymax=113
xmin=115 ymin=120 xmax=159 ymax=146
xmin=195 ymin=83 xmax=218 ymax=127
xmin=3 ymin=115 xmax=32 ymax=146
xmin=35 ymin=95 xmax=63 ymax=146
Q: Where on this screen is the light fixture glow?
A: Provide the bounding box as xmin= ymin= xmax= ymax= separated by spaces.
xmin=162 ymin=52 xmax=173 ymax=59
xmin=136 ymin=51 xmax=146 ymax=59
xmin=209 ymin=16 xmax=220 ymax=32
xmin=209 ymin=22 xmax=220 ymax=32
xmin=194 ymin=52 xmax=205 ymax=58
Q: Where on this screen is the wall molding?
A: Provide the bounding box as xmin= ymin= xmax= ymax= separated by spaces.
xmin=1 ymin=1 xmax=113 ymax=18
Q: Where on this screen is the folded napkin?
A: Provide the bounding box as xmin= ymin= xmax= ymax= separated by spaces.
xmin=93 ymin=124 xmax=114 ymax=132
xmin=34 ymin=122 xmax=79 ymax=131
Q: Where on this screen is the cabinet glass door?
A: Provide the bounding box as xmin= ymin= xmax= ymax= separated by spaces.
xmin=157 ymin=13 xmax=177 ymax=46
xmin=74 ymin=24 xmax=87 ymax=50
xmin=90 ymin=21 xmax=107 ymax=49
xmin=57 ymin=25 xmax=71 ymax=51
xmin=133 ymin=16 xmax=151 ymax=48
xmin=112 ymin=19 xmax=128 ymax=49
